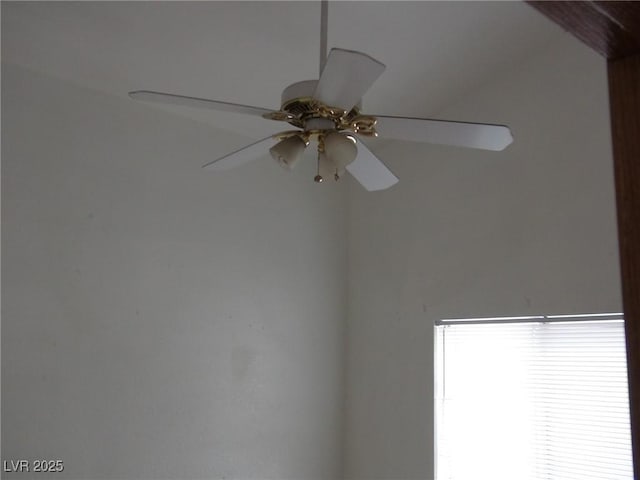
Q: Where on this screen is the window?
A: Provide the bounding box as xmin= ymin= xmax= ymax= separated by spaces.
xmin=435 ymin=313 xmax=633 ymax=480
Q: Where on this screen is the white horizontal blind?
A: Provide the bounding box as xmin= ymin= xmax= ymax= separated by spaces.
xmin=435 ymin=316 xmax=632 ymax=480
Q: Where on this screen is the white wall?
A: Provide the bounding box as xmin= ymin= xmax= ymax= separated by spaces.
xmin=3 ymin=20 xmax=624 ymax=480
xmin=2 ymin=65 xmax=347 ymax=479
xmin=343 ymin=35 xmax=622 ymax=479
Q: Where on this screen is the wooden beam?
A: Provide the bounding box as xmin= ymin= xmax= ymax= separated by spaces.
xmin=608 ymin=53 xmax=640 ymax=476
xmin=528 ymin=1 xmax=640 ymax=59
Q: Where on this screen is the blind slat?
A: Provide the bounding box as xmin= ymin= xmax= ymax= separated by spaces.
xmin=435 ymin=316 xmax=633 ymax=480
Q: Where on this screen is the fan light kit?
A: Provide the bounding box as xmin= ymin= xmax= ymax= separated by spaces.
xmin=129 ymin=1 xmax=513 ymax=191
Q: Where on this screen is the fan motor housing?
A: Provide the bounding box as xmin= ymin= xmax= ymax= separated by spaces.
xmin=281 ymin=80 xmax=318 ymax=106
xmin=279 ymin=80 xmax=362 ymax=130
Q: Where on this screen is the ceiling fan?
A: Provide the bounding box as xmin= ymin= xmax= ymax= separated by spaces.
xmin=129 ymin=2 xmax=512 ymax=192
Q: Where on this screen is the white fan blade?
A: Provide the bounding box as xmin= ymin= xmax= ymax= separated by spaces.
xmin=129 ymin=90 xmax=275 ymax=117
xmin=313 ymin=48 xmax=386 ymax=111
xmin=374 ymin=115 xmax=513 ymax=151
xmin=203 ymin=136 xmax=277 ymax=171
xmin=346 ymin=139 xmax=398 ymax=191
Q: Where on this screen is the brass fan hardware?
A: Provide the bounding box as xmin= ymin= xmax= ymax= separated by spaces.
xmin=263 ymin=97 xmax=376 ymax=137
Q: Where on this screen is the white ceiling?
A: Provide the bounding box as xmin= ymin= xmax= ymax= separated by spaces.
xmin=2 ymin=1 xmax=563 ymax=139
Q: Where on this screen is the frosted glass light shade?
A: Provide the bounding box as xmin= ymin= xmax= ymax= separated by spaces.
xmin=324 ymin=132 xmax=357 ymax=171
xmin=270 ymin=135 xmax=307 ymax=170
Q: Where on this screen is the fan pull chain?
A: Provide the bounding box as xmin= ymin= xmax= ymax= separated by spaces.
xmin=315 ymin=138 xmax=324 ymax=183
xmin=314 ymin=153 xmax=323 ymax=183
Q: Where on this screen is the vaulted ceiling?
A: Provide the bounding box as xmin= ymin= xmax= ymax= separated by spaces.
xmin=2 ymin=1 xmax=563 ymax=139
